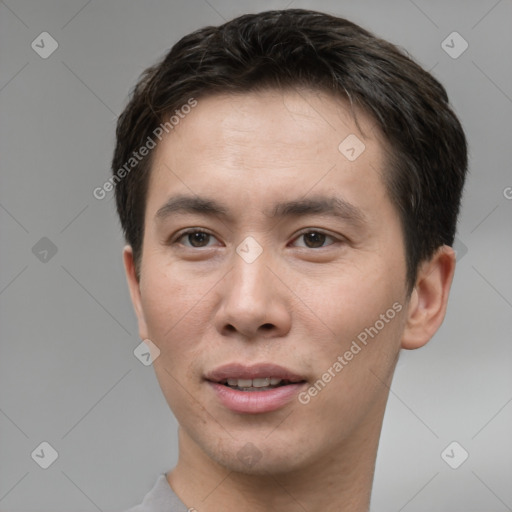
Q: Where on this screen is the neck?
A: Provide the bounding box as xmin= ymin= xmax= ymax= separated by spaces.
xmin=167 ymin=401 xmax=387 ymax=512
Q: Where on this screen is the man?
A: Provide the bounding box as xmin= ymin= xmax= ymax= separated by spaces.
xmin=112 ymin=8 xmax=467 ymax=511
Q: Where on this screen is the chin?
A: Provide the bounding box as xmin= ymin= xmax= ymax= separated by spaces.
xmin=202 ymin=433 xmax=315 ymax=476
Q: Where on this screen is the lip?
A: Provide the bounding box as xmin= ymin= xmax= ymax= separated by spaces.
xmin=205 ymin=363 xmax=307 ymax=414
xmin=205 ymin=363 xmax=306 ymax=383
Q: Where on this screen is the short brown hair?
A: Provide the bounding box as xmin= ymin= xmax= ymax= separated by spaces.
xmin=112 ymin=8 xmax=468 ymax=291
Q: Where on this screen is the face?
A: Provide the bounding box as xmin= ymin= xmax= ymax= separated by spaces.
xmin=125 ymin=88 xmax=413 ymax=475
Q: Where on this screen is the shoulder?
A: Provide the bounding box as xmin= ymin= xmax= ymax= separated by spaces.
xmin=119 ymin=473 xmax=189 ymax=512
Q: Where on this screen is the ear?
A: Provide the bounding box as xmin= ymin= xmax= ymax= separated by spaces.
xmin=123 ymin=245 xmax=149 ymax=340
xmin=401 ymin=245 xmax=456 ymax=350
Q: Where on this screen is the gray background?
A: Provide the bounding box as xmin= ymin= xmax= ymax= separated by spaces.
xmin=1 ymin=0 xmax=511 ymax=510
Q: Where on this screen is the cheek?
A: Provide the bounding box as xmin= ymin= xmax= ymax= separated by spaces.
xmin=139 ymin=261 xmax=214 ymax=414
xmin=298 ymin=302 xmax=405 ymax=438
xmin=293 ymin=262 xmax=406 ymax=403
xmin=294 ymin=261 xmax=403 ymax=344
xmin=138 ymin=259 xmax=212 ymax=355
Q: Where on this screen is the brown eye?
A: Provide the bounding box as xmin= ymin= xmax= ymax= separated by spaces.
xmin=176 ymin=230 xmax=217 ymax=248
xmin=292 ymin=230 xmax=336 ymax=249
xmin=188 ymin=232 xmax=210 ymax=247
xmin=303 ymin=232 xmax=327 ymax=248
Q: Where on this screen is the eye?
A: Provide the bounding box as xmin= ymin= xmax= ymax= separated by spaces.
xmin=291 ymin=230 xmax=338 ymax=249
xmin=174 ymin=229 xmax=219 ymax=248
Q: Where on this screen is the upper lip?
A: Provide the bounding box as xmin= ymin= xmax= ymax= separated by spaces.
xmin=205 ymin=363 xmax=306 ymax=383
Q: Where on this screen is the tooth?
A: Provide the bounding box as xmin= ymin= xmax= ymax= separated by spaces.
xmin=252 ymin=378 xmax=270 ymax=388
xmin=224 ymin=377 xmax=285 ymax=388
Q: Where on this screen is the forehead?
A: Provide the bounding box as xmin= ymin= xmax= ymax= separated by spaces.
xmin=160 ymin=88 xmax=382 ymax=160
xmin=146 ymin=88 xmax=390 ymax=220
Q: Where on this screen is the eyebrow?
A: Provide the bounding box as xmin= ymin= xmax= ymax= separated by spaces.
xmin=269 ymin=196 xmax=366 ymax=226
xmin=156 ymin=195 xmax=230 ymax=220
xmin=155 ymin=194 xmax=366 ymax=227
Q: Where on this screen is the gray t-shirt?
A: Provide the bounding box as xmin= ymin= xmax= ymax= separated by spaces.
xmin=123 ymin=473 xmax=189 ymax=512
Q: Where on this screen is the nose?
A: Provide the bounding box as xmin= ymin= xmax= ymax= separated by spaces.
xmin=214 ymin=248 xmax=292 ymax=341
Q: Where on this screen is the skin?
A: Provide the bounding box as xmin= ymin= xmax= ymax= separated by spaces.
xmin=123 ymin=88 xmax=456 ymax=511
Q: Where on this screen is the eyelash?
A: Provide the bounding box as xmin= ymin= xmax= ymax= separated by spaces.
xmin=171 ymin=228 xmax=341 ymax=249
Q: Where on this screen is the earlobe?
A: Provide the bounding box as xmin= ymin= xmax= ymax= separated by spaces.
xmin=123 ymin=245 xmax=149 ymax=340
xmin=401 ymin=245 xmax=456 ymax=350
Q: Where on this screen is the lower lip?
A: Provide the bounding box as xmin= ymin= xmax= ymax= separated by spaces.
xmin=207 ymin=381 xmax=306 ymax=414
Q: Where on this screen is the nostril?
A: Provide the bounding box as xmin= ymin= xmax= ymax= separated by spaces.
xmin=261 ymin=323 xmax=273 ymax=330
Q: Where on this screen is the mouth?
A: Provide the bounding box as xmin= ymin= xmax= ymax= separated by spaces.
xmin=204 ymin=363 xmax=308 ymax=413
xmin=215 ymin=377 xmax=303 ymax=392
